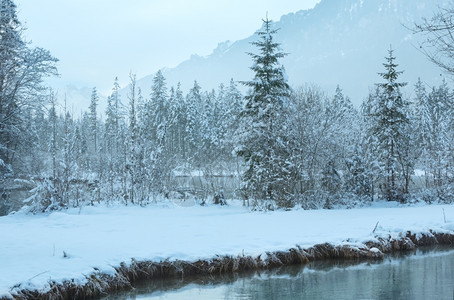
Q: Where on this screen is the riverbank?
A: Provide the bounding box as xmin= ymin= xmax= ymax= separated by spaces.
xmin=1 ymin=201 xmax=454 ymax=299
xmin=106 ymin=247 xmax=454 ymax=299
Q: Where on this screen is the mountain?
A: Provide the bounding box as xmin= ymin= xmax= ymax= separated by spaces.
xmin=134 ymin=0 xmax=448 ymax=105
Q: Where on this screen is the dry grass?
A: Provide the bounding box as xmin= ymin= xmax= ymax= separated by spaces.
xmin=4 ymin=231 xmax=454 ymax=300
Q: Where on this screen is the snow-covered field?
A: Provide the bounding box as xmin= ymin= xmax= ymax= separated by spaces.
xmin=1 ymin=201 xmax=454 ymax=297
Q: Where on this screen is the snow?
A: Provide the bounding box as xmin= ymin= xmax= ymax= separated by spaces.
xmin=369 ymin=247 xmax=380 ymax=253
xmin=1 ymin=201 xmax=454 ymax=297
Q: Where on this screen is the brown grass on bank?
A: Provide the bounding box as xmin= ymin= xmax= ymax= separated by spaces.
xmin=4 ymin=231 xmax=454 ymax=300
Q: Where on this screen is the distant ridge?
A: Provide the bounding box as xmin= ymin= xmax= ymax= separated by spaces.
xmin=134 ymin=0 xmax=447 ymax=105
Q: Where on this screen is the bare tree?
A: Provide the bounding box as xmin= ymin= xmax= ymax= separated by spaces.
xmin=414 ymin=3 xmax=454 ymax=74
xmin=0 ymin=0 xmax=58 ymax=174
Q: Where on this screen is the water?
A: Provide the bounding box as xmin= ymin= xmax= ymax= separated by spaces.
xmin=105 ymin=247 xmax=454 ymax=300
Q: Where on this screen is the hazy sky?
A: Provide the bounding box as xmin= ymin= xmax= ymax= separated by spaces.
xmin=17 ymin=0 xmax=320 ymax=95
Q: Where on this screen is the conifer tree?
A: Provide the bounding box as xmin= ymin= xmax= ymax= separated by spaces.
xmin=426 ymin=81 xmax=451 ymax=191
xmin=48 ymin=91 xmax=58 ymax=183
xmin=89 ymin=87 xmax=99 ymax=151
xmin=62 ymin=96 xmax=75 ymax=207
xmin=150 ymin=70 xmax=168 ymax=140
xmin=148 ymin=70 xmax=170 ymax=198
xmin=186 ymin=81 xmax=203 ymax=168
xmin=237 ymin=17 xmax=292 ymax=207
xmin=368 ymin=47 xmax=411 ymax=201
xmin=223 ymin=79 xmax=243 ymax=161
xmin=164 ymin=83 xmax=185 ymax=162
xmin=127 ymin=74 xmax=138 ymax=205
xmin=105 ymin=84 xmax=119 ymax=199
xmin=413 ymin=78 xmax=429 ymax=188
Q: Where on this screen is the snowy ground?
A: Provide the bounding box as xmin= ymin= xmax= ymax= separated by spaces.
xmin=1 ymin=201 xmax=454 ymax=297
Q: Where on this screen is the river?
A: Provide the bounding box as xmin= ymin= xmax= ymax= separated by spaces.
xmin=104 ymin=247 xmax=454 ymax=299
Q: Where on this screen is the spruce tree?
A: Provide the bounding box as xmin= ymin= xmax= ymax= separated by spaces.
xmin=170 ymin=82 xmax=186 ymax=160
xmin=186 ymin=81 xmax=203 ymax=168
xmin=105 ymin=80 xmax=122 ymax=200
xmin=369 ymin=47 xmax=410 ymax=202
xmin=237 ymin=17 xmax=292 ymax=207
xmin=426 ymin=81 xmax=451 ymax=191
xmin=88 ymin=87 xmax=99 ymax=151
xmin=148 ymin=70 xmax=170 ymax=198
xmin=150 ymin=70 xmax=168 ymax=141
xmin=413 ymin=78 xmax=429 ymax=188
xmin=127 ymin=74 xmax=138 ymax=205
xmin=62 ymin=97 xmax=75 ymax=207
xmin=223 ymin=79 xmax=243 ymax=162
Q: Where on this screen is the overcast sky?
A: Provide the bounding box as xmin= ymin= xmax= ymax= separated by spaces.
xmin=17 ymin=0 xmax=320 ymax=95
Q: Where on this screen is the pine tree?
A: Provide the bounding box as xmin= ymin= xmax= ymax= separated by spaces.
xmin=23 ymin=106 xmax=45 ymax=176
xmin=199 ymin=89 xmax=223 ymax=197
xmin=105 ymin=91 xmax=117 ymax=199
xmin=112 ymin=77 xmax=122 ymax=134
xmin=222 ymin=79 xmax=243 ymax=162
xmin=413 ymin=78 xmax=430 ymax=188
xmin=39 ymin=89 xmax=62 ymax=211
xmin=150 ymin=70 xmax=168 ymax=141
xmin=87 ymin=87 xmax=101 ymax=195
xmin=127 ymin=74 xmax=138 ymax=205
xmin=186 ymin=81 xmax=203 ymax=168
xmin=167 ymin=86 xmax=178 ymax=159
xmin=173 ymin=83 xmax=186 ymax=160
xmin=79 ymin=112 xmax=91 ymax=171
xmin=237 ymin=17 xmax=292 ymax=207
xmin=48 ymin=91 xmax=58 ymax=183
xmin=88 ymin=87 xmax=99 ymax=151
xmin=148 ymin=70 xmax=170 ymax=198
xmin=425 ymin=81 xmax=451 ymax=192
xmin=214 ymin=83 xmax=229 ymax=163
xmin=369 ymin=47 xmax=410 ymax=201
xmin=62 ymin=96 xmax=75 ymax=207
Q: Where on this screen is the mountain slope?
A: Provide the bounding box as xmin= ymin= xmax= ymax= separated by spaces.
xmin=136 ymin=0 xmax=447 ymax=105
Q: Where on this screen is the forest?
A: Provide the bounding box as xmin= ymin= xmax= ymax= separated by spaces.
xmin=1 ymin=0 xmax=454 ymax=214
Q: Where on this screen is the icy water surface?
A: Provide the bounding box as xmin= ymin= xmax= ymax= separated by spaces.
xmin=105 ymin=247 xmax=454 ymax=299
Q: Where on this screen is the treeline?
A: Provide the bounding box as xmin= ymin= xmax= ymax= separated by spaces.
xmin=24 ymin=74 xmax=245 ymax=211
xmin=2 ymin=2 xmax=454 ymax=213
xmin=9 ymin=69 xmax=454 ymax=212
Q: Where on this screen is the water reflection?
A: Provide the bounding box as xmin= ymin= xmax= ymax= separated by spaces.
xmin=104 ymin=247 xmax=454 ymax=300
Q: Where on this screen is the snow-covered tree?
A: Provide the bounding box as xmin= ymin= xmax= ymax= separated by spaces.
xmin=61 ymin=97 xmax=76 ymax=207
xmin=88 ymin=87 xmax=99 ymax=152
xmin=320 ymin=86 xmax=357 ymax=201
xmin=222 ymin=79 xmax=243 ymax=162
xmin=31 ymin=89 xmax=64 ymax=211
xmin=127 ymin=74 xmax=138 ymax=204
xmin=411 ymin=79 xmax=454 ymax=201
xmin=0 ymin=0 xmax=57 ymax=175
xmin=367 ymin=48 xmax=411 ymax=201
xmin=413 ymin=78 xmax=430 ymax=188
xmin=288 ymin=85 xmax=360 ymax=207
xmin=426 ymin=81 xmax=451 ymax=189
xmin=414 ymin=5 xmax=454 ymax=75
xmin=104 ymin=79 xmax=124 ymax=200
xmin=48 ymin=91 xmax=58 ymax=182
xmin=236 ymin=17 xmax=292 ymax=207
xmin=168 ymin=83 xmax=186 ymax=161
xmin=186 ymin=80 xmax=204 ymax=168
